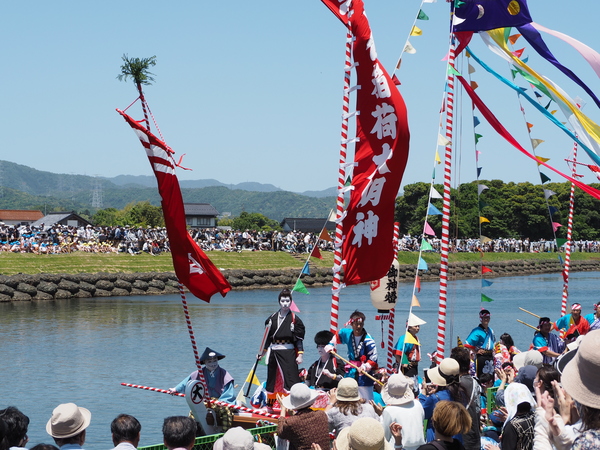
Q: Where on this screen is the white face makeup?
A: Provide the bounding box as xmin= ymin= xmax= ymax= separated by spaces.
xmin=279 ymin=297 xmax=292 ymax=310
xmin=205 ymin=357 xmax=219 ymax=371
xmin=317 ymin=345 xmax=327 ymax=358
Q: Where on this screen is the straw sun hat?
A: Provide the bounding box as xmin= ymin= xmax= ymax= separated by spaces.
xmin=281 ymin=383 xmax=319 ymax=410
xmin=336 ymin=418 xmax=393 ymax=450
xmin=381 ymin=374 xmax=415 ymax=406
xmin=562 ymin=329 xmax=600 ymax=409
xmin=427 ymin=358 xmax=459 ymax=386
xmin=46 ymin=403 xmax=91 ymax=439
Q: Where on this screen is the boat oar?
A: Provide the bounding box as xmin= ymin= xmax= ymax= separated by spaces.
xmin=328 ymin=350 xmax=385 ymax=387
xmin=516 ymin=319 xmax=539 ymax=331
xmin=121 ymin=383 xmax=279 ymax=420
xmin=245 ymin=321 xmax=272 ymax=397
xmin=519 ymin=307 xmax=540 ymax=318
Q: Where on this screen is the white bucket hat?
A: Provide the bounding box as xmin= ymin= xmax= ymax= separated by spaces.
xmin=427 ymin=358 xmax=459 ymax=386
xmin=213 ymin=427 xmax=270 ymax=450
xmin=280 ymin=383 xmax=319 ymax=410
xmin=381 ymin=374 xmax=415 ymax=406
xmin=513 ymin=350 xmax=543 ymax=369
xmin=46 ymin=403 xmax=91 ymax=439
xmin=562 ymin=329 xmax=600 ymax=409
xmin=336 ymin=418 xmax=393 ymax=450
xmin=336 ymin=377 xmax=361 ymax=402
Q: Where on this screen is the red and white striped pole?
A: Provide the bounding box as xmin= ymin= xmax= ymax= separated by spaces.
xmin=386 ymin=222 xmax=400 ymax=373
xmin=121 ymin=383 xmax=185 ymax=397
xmin=178 ymin=282 xmax=208 ymax=398
xmin=330 ymin=28 xmax=354 ymax=335
xmin=435 ymin=41 xmax=457 ymax=365
xmin=561 ymin=142 xmax=578 ymax=316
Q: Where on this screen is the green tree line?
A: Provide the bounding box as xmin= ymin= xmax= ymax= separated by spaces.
xmin=395 ymin=180 xmax=600 ymax=240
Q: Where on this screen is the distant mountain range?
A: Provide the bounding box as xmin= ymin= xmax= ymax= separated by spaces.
xmin=0 ymin=160 xmax=335 ymax=220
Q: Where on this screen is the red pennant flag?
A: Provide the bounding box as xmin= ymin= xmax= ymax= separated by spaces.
xmin=415 ymin=275 xmax=421 ymax=293
xmin=512 ymin=48 xmax=525 ymax=58
xmin=310 ymin=246 xmax=323 ymax=260
xmin=392 ymin=74 xmax=401 ymax=86
xmin=323 ymin=0 xmax=410 ymax=286
xmin=482 ymin=265 xmax=493 ymax=274
xmin=319 ymin=228 xmax=333 ymax=242
xmin=117 ymin=109 xmax=231 ymax=302
xmin=508 ymin=34 xmax=522 ymax=45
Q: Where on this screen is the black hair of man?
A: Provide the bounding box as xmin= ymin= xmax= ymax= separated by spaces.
xmin=162 ymin=416 xmax=196 ymax=450
xmin=278 ymin=288 xmax=292 ymax=301
xmin=30 ymin=444 xmax=60 ymax=450
xmin=0 ymin=407 xmax=29 ymax=448
xmin=350 ymin=310 xmax=366 ymax=321
xmin=111 ymin=414 xmax=141 ymax=445
xmin=450 ymin=346 xmax=471 ymax=374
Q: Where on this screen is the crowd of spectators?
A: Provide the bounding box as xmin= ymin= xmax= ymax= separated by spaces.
xmin=2 ymin=222 xmax=600 ymax=256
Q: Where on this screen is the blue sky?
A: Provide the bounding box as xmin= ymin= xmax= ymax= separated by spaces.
xmin=1 ymin=1 xmax=600 ymax=193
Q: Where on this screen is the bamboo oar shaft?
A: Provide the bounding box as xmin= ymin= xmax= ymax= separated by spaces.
xmin=121 ymin=383 xmax=185 ymax=397
xmin=516 ymin=319 xmax=539 ymax=331
xmin=329 ymin=351 xmax=385 ymax=386
xmin=519 ymin=307 xmax=540 ymax=318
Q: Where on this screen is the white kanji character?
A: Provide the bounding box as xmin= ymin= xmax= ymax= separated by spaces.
xmin=366 ymin=35 xmax=378 ymax=61
xmin=370 ymin=103 xmax=397 ymax=139
xmin=371 ymin=63 xmax=391 ymax=99
xmin=359 ymin=177 xmax=386 ymax=207
xmin=372 ymin=143 xmax=391 ymax=174
xmin=351 ymin=211 xmax=379 ymax=247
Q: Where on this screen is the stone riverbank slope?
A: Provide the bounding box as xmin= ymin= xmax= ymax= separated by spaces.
xmin=1 ymin=259 xmax=599 ymax=302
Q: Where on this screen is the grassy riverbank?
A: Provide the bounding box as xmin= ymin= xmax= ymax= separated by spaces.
xmin=1 ymin=250 xmax=599 ymax=276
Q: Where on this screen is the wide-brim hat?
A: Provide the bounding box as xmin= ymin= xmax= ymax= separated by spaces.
xmin=281 ymin=383 xmax=319 ymax=410
xmin=212 ymin=426 xmax=270 ymax=450
xmin=199 ymin=347 xmax=226 ymax=364
xmin=336 ymin=377 xmax=361 ymax=402
xmin=428 ymin=358 xmax=459 ymax=386
xmin=336 ymin=418 xmax=393 ymax=450
xmin=556 ymin=348 xmax=578 ymax=375
xmin=46 ymin=403 xmax=91 ymax=439
xmin=381 ymin=374 xmax=415 ymax=406
xmin=513 ymin=350 xmax=543 ymax=370
xmin=407 ymin=313 xmax=426 ymax=327
xmin=562 ymin=329 xmax=600 ymax=408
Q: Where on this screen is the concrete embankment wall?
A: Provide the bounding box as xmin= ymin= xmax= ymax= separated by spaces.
xmin=1 ymin=259 xmax=599 ymax=302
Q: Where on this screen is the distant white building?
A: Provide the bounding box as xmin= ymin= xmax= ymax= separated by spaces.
xmin=184 ymin=203 xmax=220 ymax=229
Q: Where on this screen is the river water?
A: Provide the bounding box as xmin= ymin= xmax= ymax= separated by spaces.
xmin=2 ymin=271 xmax=599 ymax=449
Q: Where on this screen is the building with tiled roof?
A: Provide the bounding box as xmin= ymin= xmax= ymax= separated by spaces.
xmin=0 ymin=209 xmax=44 ymax=226
xmin=184 ymin=203 xmax=220 ymax=228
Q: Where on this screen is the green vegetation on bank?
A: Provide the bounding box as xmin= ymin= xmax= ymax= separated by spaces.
xmin=1 ymin=251 xmax=598 ymax=276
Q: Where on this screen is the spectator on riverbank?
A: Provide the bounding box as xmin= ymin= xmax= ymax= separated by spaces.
xmin=0 ymin=407 xmax=29 ymax=450
xmin=162 ymin=417 xmax=196 ymax=450
xmin=110 ymin=414 xmax=141 ymax=450
xmin=46 ymin=403 xmax=91 ymax=450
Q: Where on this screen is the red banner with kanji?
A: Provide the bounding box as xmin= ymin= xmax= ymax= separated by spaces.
xmin=117 ymin=109 xmax=231 ymax=302
xmin=322 ymin=0 xmax=410 ymax=285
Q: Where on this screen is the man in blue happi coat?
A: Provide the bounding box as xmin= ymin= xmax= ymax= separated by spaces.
xmin=532 ymin=317 xmax=565 ymax=365
xmin=465 ymin=309 xmax=495 ymax=377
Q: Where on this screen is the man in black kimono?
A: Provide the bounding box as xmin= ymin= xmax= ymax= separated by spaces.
xmin=262 ymin=288 xmax=305 ymax=403
xmin=306 ymin=330 xmax=345 ymax=391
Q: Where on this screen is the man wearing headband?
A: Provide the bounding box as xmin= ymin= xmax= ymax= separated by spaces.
xmin=330 ymin=310 xmax=378 ymax=400
xmin=554 ymin=303 xmax=590 ymax=338
xmin=532 ymin=317 xmax=565 ymax=365
xmin=465 ymin=309 xmax=496 ymax=377
xmin=262 ymin=288 xmax=306 ymax=406
xmin=585 ymin=303 xmax=600 ymax=331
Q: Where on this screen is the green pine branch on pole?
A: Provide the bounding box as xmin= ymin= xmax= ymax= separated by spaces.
xmin=117 ymin=54 xmax=157 ymax=128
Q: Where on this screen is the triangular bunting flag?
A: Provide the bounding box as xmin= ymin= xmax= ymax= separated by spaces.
xmin=421 ymin=238 xmax=433 ymax=251
xmin=526 ymin=122 xmax=534 ymax=130
xmin=327 ymin=210 xmax=337 ymax=222
xmin=434 ymin=151 xmax=442 ymax=166
xmin=415 ymin=276 xmax=421 ymax=293
xmin=508 ymin=34 xmax=522 ymax=45
xmin=438 ymin=134 xmax=451 ymax=146
xmin=476 ymin=150 xmax=481 ymax=161
xmin=417 ymin=9 xmax=430 ymax=20
xmin=544 ymin=189 xmax=556 ymax=199
xmin=311 ymin=246 xmax=323 ymax=260
xmin=430 ymin=186 xmax=443 ymax=198
xmin=482 ymin=279 xmax=493 ymax=287
xmin=480 ymin=216 xmax=490 ymax=224
xmin=540 ymin=173 xmax=551 ymax=183
xmin=410 ymin=26 xmax=423 ymax=36
xmin=427 ymin=204 xmax=442 ymax=215
xmin=548 ymin=206 xmax=558 ymax=215
xmin=292 ymin=278 xmax=310 ymax=294
xmin=534 ymin=91 xmax=543 ymax=98
xmin=392 ymin=74 xmax=401 ymax=86
xmin=478 ymin=184 xmax=488 ymax=195
xmin=477 ymin=167 xmax=482 ymax=178
xmin=531 ymin=138 xmax=544 ymax=149
xmin=480 ymin=235 xmax=492 ymax=243
xmin=424 ymin=221 xmax=436 ymax=236
xmin=418 ymin=257 xmax=428 ymax=271
xmin=481 ymin=294 xmax=494 ymax=303
xmin=552 ymin=222 xmax=562 ymax=232
xmin=482 ymin=265 xmax=493 ymax=274
xmin=301 ymin=262 xmax=311 ymax=275
xmin=512 ymin=48 xmax=525 ymax=58
xmin=556 ymin=238 xmax=567 ymax=247
xmin=471 ymin=81 xmax=479 ymax=90
xmin=479 ymin=200 xmax=488 ymax=209
xmin=474 ymin=133 xmax=483 ymax=144
xmin=235 ymin=388 xmax=247 ymax=406
xmin=536 ymin=156 xmax=550 ymax=166
xmin=290 ymin=300 xmax=300 ymax=312
xmin=245 ymin=369 xmax=260 ymax=386
xmin=345 ymin=176 xmax=352 ymax=187
xmin=404 ymin=332 xmax=420 ymax=345
xmin=447 ymin=65 xmax=461 ymax=76
xmin=404 ymin=42 xmax=417 ymax=54
xmin=473 ymin=116 xmax=480 ymax=127
xmin=411 ymin=294 xmax=421 ymax=307
xmin=320 ymin=228 xmax=333 ymax=242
